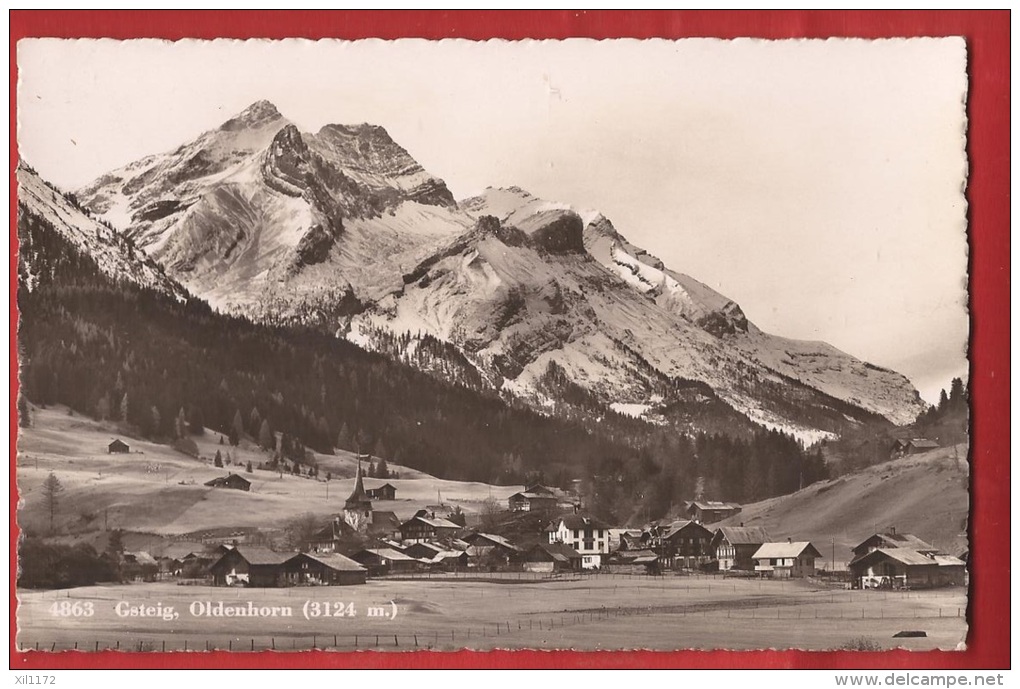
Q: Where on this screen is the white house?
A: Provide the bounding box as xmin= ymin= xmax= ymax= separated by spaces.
xmin=546 ymin=514 xmax=611 ymax=569
xmin=752 ymin=541 xmax=822 ymax=579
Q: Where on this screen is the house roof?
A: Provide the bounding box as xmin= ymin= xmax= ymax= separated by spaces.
xmin=204 ymin=473 xmax=250 ymax=488
xmin=294 ymin=551 xmax=366 ymax=572
xmin=404 ymin=514 xmax=461 ymax=530
xmin=547 ymin=514 xmax=611 ymax=532
xmin=124 ymin=551 xmax=157 ymax=566
xmin=366 ymin=482 xmax=396 ymax=490
xmin=465 ymin=532 xmax=519 ymax=551
xmin=689 ymin=501 xmax=741 ymax=511
xmin=713 ymin=526 xmax=770 ymax=546
xmin=406 ymin=542 xmax=444 ymax=555
xmin=510 ymin=491 xmax=558 ymax=501
xmin=109 ymin=438 xmax=129 ymax=447
xmin=228 ymin=546 xmax=291 ymax=566
xmin=753 ymin=542 xmax=822 ymax=560
xmin=854 ymin=548 xmax=940 ymax=568
xmin=358 ymin=548 xmax=417 ymax=562
xmin=530 ymin=542 xmax=582 ymax=562
xmin=662 ymin=520 xmax=714 ymax=540
xmin=369 ymin=511 xmax=402 ymax=531
xmin=853 ymin=532 xmax=937 ymax=554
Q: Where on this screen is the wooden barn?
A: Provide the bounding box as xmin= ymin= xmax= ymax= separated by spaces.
xmin=204 ymin=473 xmax=251 ymax=492
xmin=282 ymin=552 xmax=367 ymax=586
xmin=890 ymin=438 xmax=940 ymax=459
xmin=350 ymin=548 xmax=420 ymax=576
xmin=849 ymin=548 xmax=966 ymax=589
xmin=508 ymin=491 xmax=558 ymax=513
xmin=712 ymin=525 xmax=771 ymax=571
xmin=752 ymin=541 xmax=822 ymax=579
xmin=520 ymin=542 xmax=581 ymax=573
xmin=686 ymin=501 xmax=742 ymax=524
xmin=209 ymin=546 xmax=289 ymax=587
xmin=108 ymin=439 xmax=130 ymax=454
xmin=399 ymin=510 xmax=462 ymax=543
xmin=365 ymin=483 xmax=397 ymax=500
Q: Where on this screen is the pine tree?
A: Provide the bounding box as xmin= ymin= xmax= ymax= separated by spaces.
xmin=18 ymin=395 xmax=30 ymax=428
xmin=41 ymin=472 xmax=63 ymax=534
xmin=214 ymin=450 xmax=223 ymax=468
xmin=336 ymin=423 xmax=352 ymax=451
xmin=258 ymin=418 xmax=273 ymax=450
xmin=376 ymin=456 xmax=390 ymax=479
xmin=246 ymin=461 xmax=253 ymax=473
xmin=232 ymin=410 xmax=244 ymax=445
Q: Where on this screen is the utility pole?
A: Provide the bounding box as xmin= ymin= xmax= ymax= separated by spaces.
xmin=831 ymin=537 xmax=835 ymax=574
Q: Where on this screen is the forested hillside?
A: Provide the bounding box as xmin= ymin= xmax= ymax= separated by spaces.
xmin=16 ymin=202 xmax=828 ymax=523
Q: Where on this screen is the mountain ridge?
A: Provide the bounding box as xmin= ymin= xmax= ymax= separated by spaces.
xmin=74 ymin=101 xmax=926 ymax=440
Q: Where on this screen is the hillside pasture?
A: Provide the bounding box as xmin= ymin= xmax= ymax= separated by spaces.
xmin=16 ymin=405 xmax=518 ymax=537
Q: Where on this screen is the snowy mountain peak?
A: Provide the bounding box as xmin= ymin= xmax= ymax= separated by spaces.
xmin=221 ymin=100 xmax=284 ymax=131
xmin=69 ymin=109 xmax=926 ymax=437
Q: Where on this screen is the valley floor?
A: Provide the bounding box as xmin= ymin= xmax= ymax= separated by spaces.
xmin=16 ymin=575 xmax=967 ymax=653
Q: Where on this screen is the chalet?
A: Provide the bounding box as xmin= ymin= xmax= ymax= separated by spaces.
xmin=686 ymin=501 xmax=742 ymax=524
xmin=209 ymin=546 xmax=290 ymax=587
xmin=368 ymin=511 xmax=403 ymax=540
xmin=122 ymin=551 xmax=159 ymax=581
xmin=307 ymin=517 xmax=360 ymax=554
xmin=426 ymin=550 xmax=469 ymax=571
xmin=850 ymin=530 xmax=940 ymax=560
xmin=546 ymin=514 xmax=611 ymax=569
xmin=525 ymin=484 xmax=556 ymax=495
xmin=656 ymin=520 xmax=715 ymax=570
xmin=520 ymin=542 xmax=582 ymax=573
xmin=281 ymin=552 xmax=367 ymax=586
xmin=890 ymin=438 xmax=939 ymax=459
xmin=752 ymin=541 xmax=822 ymax=578
xmin=712 ymin=525 xmax=770 ymax=571
xmin=350 ymin=548 xmax=420 ymax=576
xmin=365 ymin=483 xmax=397 ymax=500
xmin=463 ymin=532 xmax=519 ymax=568
xmin=606 ymin=548 xmax=659 ymax=574
xmin=399 ymin=510 xmax=462 ymax=543
xmin=108 ymin=439 xmax=130 ymax=454
xmin=204 ymin=473 xmax=251 ymax=492
xmin=848 ymin=529 xmax=964 ymax=589
xmin=508 ymin=491 xmax=558 ymax=513
xmin=848 ymin=548 xmax=966 ymax=589
xmin=616 ymin=529 xmax=649 ymax=551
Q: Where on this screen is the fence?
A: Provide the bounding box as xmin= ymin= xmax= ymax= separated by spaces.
xmin=17 ymin=600 xmax=966 ymax=653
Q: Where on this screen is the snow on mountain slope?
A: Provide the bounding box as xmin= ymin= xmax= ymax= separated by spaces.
xmin=71 ymin=102 xmax=925 ymax=438
xmin=17 ymin=165 xmax=188 ymax=300
xmin=352 ymin=187 xmax=925 ymax=436
xmin=77 ymin=102 xmax=466 ymax=320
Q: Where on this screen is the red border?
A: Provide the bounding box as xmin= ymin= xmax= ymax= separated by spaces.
xmin=9 ymin=10 xmax=1009 ymax=670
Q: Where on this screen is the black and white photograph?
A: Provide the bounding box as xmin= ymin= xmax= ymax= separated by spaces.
xmin=14 ymin=36 xmax=970 ymax=653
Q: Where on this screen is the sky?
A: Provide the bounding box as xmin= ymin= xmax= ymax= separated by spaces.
xmin=16 ymin=38 xmax=969 ymax=404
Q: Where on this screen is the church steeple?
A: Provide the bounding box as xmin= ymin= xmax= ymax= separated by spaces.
xmin=343 ymin=456 xmax=372 ymax=533
xmin=345 ymin=457 xmax=371 ymax=509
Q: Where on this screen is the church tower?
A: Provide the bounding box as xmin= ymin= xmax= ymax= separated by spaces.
xmin=343 ymin=458 xmax=373 ymax=533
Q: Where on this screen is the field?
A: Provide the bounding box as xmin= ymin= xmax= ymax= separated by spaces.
xmin=16 ymin=575 xmax=967 ymax=653
xmin=16 ymin=405 xmax=517 ymax=538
